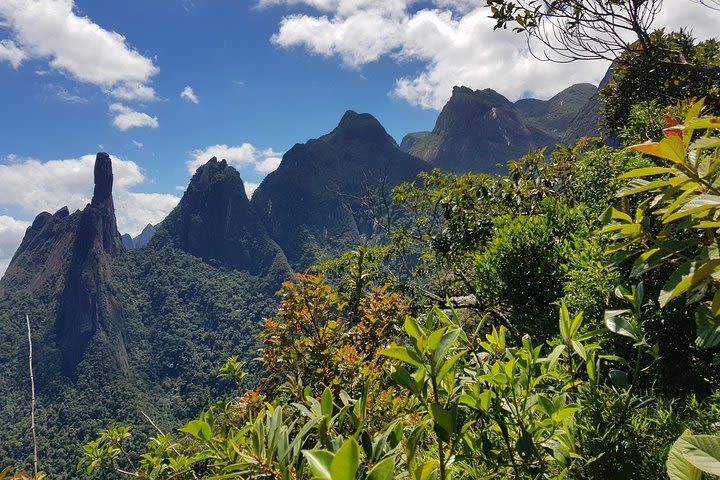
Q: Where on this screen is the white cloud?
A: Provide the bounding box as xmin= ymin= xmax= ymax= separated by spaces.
xmin=244 ymin=182 xmax=260 ymax=198
xmin=110 ymin=103 xmax=159 ymax=131
xmin=0 ymin=39 xmax=26 ymax=68
xmin=45 ymin=83 xmax=88 ymax=104
xmin=132 ymin=140 xmax=144 ymax=149
xmin=0 ymin=259 xmax=10 ymax=279
xmin=255 ymin=155 xmax=282 ymax=174
xmin=106 ymin=82 xmax=157 ymax=102
xmin=187 ymin=144 xmax=284 ymax=174
xmin=181 ymin=85 xmax=199 ymax=104
xmin=266 ymin=0 xmax=720 ymax=109
xmin=0 ymin=215 xmax=30 ymax=278
xmin=0 ymin=0 xmax=158 ymax=101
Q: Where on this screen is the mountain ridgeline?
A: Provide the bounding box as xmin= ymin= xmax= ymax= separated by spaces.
xmin=252 ymin=110 xmax=427 ymax=268
xmin=0 ymin=82 xmax=605 ymax=476
xmin=400 ymin=83 xmax=598 ymax=174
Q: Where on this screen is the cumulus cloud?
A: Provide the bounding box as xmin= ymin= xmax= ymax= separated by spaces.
xmin=110 ymin=103 xmax=159 ymax=131
xmin=0 ymin=0 xmax=158 ymax=101
xmin=0 ymin=39 xmax=26 ymax=68
xmin=265 ymin=0 xmax=719 ymax=109
xmin=187 ymin=144 xmax=283 ymax=174
xmin=255 ymin=155 xmax=282 ymax=174
xmin=0 ymin=215 xmax=30 ymax=278
xmin=244 ymin=182 xmax=260 ymax=198
xmin=181 ymin=85 xmax=199 ymax=104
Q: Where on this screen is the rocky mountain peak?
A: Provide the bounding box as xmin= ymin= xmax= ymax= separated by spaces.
xmin=402 ymin=83 xmax=597 ymax=174
xmin=56 ymin=152 xmax=127 ymax=373
xmin=92 ymin=152 xmax=114 ymax=207
xmin=152 ymin=157 xmax=289 ymax=278
xmin=86 ymin=152 xmax=124 ymax=256
xmin=324 ymin=110 xmax=397 ymax=147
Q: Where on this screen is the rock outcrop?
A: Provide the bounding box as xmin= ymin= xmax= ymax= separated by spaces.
xmin=152 ymin=158 xmax=290 ymax=279
xmin=401 ymin=84 xmax=597 ymax=174
xmin=55 ymin=152 xmax=127 ymax=374
xmin=251 ymin=110 xmax=427 ymax=269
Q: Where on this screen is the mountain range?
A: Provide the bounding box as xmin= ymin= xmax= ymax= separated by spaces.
xmin=400 ymin=83 xmax=597 ymax=174
xmin=0 ymin=82 xmax=604 ymax=476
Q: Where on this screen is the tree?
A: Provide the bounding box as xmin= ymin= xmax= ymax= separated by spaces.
xmin=601 ymin=30 xmax=720 ymax=134
xmin=485 ymin=0 xmax=718 ymax=63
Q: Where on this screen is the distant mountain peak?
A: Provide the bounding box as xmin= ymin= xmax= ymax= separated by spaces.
xmin=55 ymin=152 xmax=127 ymax=373
xmin=323 ymin=110 xmax=397 ymax=147
xmin=153 ymin=157 xmax=289 ymax=277
xmin=92 ymin=152 xmax=113 ymax=207
xmin=252 ymin=110 xmax=426 ymax=269
xmin=402 ymin=83 xmax=597 ymax=174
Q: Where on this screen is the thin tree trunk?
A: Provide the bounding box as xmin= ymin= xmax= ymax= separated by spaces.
xmin=26 ymin=314 xmax=38 ymax=477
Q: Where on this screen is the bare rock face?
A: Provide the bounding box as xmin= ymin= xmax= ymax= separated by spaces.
xmin=152 ymin=158 xmax=291 ymax=279
xmin=56 ymin=152 xmax=126 ymax=374
xmin=91 ymin=152 xmax=124 ymax=256
xmin=251 ymin=111 xmax=427 ymax=270
xmin=401 ymin=84 xmax=597 ymax=174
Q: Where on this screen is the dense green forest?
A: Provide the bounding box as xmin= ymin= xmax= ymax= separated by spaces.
xmin=4 ymin=1 xmax=720 ymax=479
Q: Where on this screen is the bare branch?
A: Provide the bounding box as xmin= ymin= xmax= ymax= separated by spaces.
xmin=26 ymin=314 xmax=38 ymax=477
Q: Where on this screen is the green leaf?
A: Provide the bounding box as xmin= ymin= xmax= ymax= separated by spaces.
xmin=610 ymin=208 xmax=634 ymax=223
xmin=685 ymin=99 xmax=705 ymax=123
xmin=618 ymin=178 xmax=671 ymax=197
xmin=427 ymin=328 xmax=445 ymax=353
xmin=390 ymin=366 xmax=418 ymax=395
xmin=604 ymin=310 xmax=637 ymax=340
xmin=663 ymin=194 xmax=720 ymax=223
xmin=404 ymin=316 xmax=423 ymax=342
xmin=667 ymin=431 xmax=702 ymax=480
xmin=321 ymin=387 xmax=334 ymax=417
xmin=544 ymin=344 xmax=565 ymax=370
xmin=431 ymin=328 xmax=461 ymax=372
xmin=659 ymin=136 xmax=688 ymax=164
xmin=367 ymin=456 xmax=395 ymax=480
xmin=559 ymin=302 xmax=571 ymax=343
xmin=631 ymin=396 xmax=656 ymax=409
xmin=619 ymin=166 xmax=675 ymax=179
xmin=303 ymin=449 xmax=333 ymax=480
xmin=415 ymin=460 xmax=439 ymax=480
xmin=690 ymin=136 xmax=720 ymax=151
xmin=179 ymin=419 xmax=212 ymax=442
xmin=381 ymin=346 xmax=423 ymax=368
xmin=430 ymin=403 xmax=456 ymax=443
xmin=331 ymin=437 xmax=360 ymax=480
xmin=571 ymin=340 xmax=586 ymax=361
xmin=659 ymin=258 xmax=720 ymax=307
xmin=436 ymin=350 xmax=465 ymax=383
xmin=695 ymin=304 xmax=720 ymax=349
xmin=672 ymin=434 xmax=720 ymax=475
xmin=609 ymin=369 xmax=629 ymax=389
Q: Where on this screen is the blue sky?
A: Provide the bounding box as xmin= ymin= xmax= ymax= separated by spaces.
xmin=0 ymin=0 xmax=717 ymax=275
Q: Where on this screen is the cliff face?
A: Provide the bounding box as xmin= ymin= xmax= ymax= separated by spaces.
xmin=152 ymin=158 xmax=291 ymax=280
xmin=401 ymin=84 xmax=597 ymax=174
xmin=55 ymin=153 xmax=127 ymax=374
xmin=251 ymin=111 xmax=427 ymax=269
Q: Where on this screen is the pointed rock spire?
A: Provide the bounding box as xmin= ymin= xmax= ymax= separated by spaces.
xmin=57 ymin=152 xmax=126 ymax=374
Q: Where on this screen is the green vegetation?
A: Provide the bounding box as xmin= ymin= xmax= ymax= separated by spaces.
xmin=0 ymin=245 xmax=277 ymax=477
xmin=76 ymin=98 xmax=720 ymax=479
xmin=3 ymin=10 xmax=720 ymax=478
